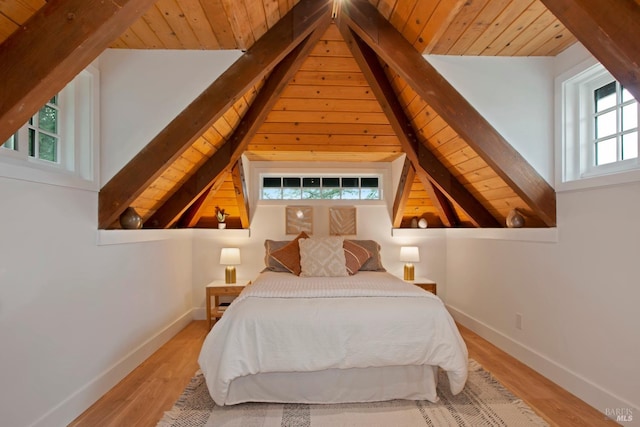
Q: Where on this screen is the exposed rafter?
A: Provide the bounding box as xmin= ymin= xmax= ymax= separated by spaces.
xmin=539 ymin=0 xmax=640 ymax=102
xmin=340 ymin=0 xmax=556 ymax=227
xmin=0 ymin=0 xmax=157 ymax=144
xmin=98 ymin=0 xmax=332 ymax=229
xmin=339 ymin=23 xmax=498 ymax=227
xmin=392 ymin=157 xmax=415 ymax=228
xmin=231 ymin=159 xmax=250 ymax=228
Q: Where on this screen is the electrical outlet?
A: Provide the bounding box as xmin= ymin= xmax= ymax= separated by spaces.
xmin=515 ymin=313 xmax=523 ymax=330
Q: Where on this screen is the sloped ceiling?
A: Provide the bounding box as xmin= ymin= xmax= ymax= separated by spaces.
xmin=1 ymin=0 xmax=639 ymax=230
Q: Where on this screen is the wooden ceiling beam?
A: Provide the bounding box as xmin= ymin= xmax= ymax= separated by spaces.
xmin=144 ymin=22 xmax=329 ymax=229
xmin=0 ymin=0 xmax=157 ymax=144
xmin=418 ymin=174 xmax=458 ymax=228
xmin=98 ymin=0 xmax=332 ymax=229
xmin=392 ymin=157 xmax=415 ymax=228
xmin=231 ymin=159 xmax=250 ymax=228
xmin=340 ymin=23 xmax=496 ymax=227
xmin=341 ymin=0 xmax=556 ymax=227
xmin=177 ymin=183 xmax=217 ymax=228
xmin=144 ymin=144 xmax=232 ymax=229
xmin=539 ymin=0 xmax=640 ymax=102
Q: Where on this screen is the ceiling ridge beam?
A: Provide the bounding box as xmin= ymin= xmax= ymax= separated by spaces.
xmin=539 ymin=0 xmax=640 ymax=102
xmin=0 ymin=0 xmax=158 ymax=144
xmin=145 ymin=20 xmax=330 ymax=229
xmin=341 ymin=0 xmax=556 ymax=227
xmin=98 ymin=0 xmax=332 ymax=229
xmin=339 ymin=22 xmax=494 ymax=227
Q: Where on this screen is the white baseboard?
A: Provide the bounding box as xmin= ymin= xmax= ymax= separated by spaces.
xmin=192 ymin=306 xmax=206 ymax=321
xmin=447 ymin=305 xmax=639 ymax=423
xmin=30 ymin=310 xmax=195 ymax=427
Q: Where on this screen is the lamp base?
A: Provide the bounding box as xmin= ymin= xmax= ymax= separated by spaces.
xmin=404 ymin=263 xmax=414 ymax=281
xmin=225 ymin=266 xmax=236 ymax=284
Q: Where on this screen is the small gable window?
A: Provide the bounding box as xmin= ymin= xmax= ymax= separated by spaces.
xmin=0 ymin=65 xmax=99 ymax=191
xmin=558 ymin=62 xmax=640 ymax=189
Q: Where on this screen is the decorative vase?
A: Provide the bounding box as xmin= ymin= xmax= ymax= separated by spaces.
xmin=506 ymin=209 xmax=525 ymax=228
xmin=410 ymin=217 xmax=418 ymax=228
xmin=218 ymin=223 xmax=226 ymax=229
xmin=119 ymin=207 xmax=143 ymax=229
xmin=418 ymin=218 xmax=428 ymax=229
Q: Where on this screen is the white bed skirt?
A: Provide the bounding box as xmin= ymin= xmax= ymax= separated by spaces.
xmin=225 ymin=364 xmax=440 ymax=405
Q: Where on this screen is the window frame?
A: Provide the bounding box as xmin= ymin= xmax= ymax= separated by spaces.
xmin=556 ymin=59 xmax=640 ymax=191
xmin=259 ymin=173 xmax=383 ymax=201
xmin=0 ymin=65 xmax=100 ymax=191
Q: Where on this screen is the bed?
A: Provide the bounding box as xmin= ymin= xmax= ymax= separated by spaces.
xmin=198 ymin=236 xmax=468 ymax=406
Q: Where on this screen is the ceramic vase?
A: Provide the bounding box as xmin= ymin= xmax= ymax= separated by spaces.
xmin=119 ymin=207 xmax=143 ymax=229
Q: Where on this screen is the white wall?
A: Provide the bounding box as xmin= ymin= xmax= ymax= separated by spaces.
xmin=99 ymin=48 xmax=243 ymax=183
xmin=437 ymin=44 xmax=640 ymax=420
xmin=0 ymin=178 xmax=193 ymax=427
xmin=0 ymin=49 xmax=244 ymax=427
xmin=426 ymin=54 xmax=555 ymax=184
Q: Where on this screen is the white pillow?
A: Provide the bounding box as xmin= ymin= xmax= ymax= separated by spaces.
xmin=299 ymin=237 xmax=348 ymax=277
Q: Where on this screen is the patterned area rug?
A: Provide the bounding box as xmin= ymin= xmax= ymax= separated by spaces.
xmin=157 ymin=360 xmax=548 ymax=426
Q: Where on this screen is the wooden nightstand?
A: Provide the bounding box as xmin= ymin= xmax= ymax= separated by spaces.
xmin=206 ymin=279 xmax=250 ymax=329
xmin=406 ymin=278 xmax=437 ymax=295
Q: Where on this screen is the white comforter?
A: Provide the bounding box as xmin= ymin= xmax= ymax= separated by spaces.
xmin=198 ymin=271 xmax=468 ymax=405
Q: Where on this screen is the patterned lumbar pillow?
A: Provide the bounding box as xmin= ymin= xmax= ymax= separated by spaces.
xmin=299 ymin=236 xmax=349 ymax=277
xmin=269 ymin=231 xmax=309 ymax=275
xmin=343 ymin=240 xmax=372 ymax=275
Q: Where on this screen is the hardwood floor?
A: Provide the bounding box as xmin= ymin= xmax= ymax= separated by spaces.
xmin=70 ymin=320 xmax=618 ymax=427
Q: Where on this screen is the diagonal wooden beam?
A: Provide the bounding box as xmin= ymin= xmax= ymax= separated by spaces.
xmin=417 ymin=173 xmax=458 ymax=228
xmin=144 ymin=22 xmax=329 ymax=229
xmin=231 ymin=159 xmax=250 ymax=228
xmin=340 ymin=23 xmax=497 ymax=227
xmin=539 ymin=0 xmax=640 ymax=102
xmin=144 ymin=144 xmax=232 ymax=229
xmin=0 ymin=0 xmax=157 ymax=144
xmin=392 ymin=157 xmax=415 ymax=228
xmin=341 ymin=0 xmax=556 ymax=227
xmin=177 ymin=184 xmax=216 ymax=228
xmin=98 ymin=0 xmax=332 ymax=229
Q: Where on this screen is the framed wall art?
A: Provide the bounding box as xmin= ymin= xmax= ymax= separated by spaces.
xmin=329 ymin=206 xmax=356 ymax=236
xmin=285 ymin=206 xmax=313 ymax=235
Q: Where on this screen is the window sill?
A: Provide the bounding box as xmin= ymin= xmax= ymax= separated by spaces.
xmin=96 ymin=228 xmax=252 ymax=245
xmin=557 ymin=168 xmax=640 ymax=192
xmin=96 ymin=229 xmax=192 ymax=245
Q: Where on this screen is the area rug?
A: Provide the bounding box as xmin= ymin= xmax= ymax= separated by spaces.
xmin=157 ymin=359 xmax=548 ymax=426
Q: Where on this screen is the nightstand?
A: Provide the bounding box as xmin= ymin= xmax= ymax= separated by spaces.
xmin=206 ymin=279 xmax=250 ymax=329
xmin=406 ymin=278 xmax=437 ymax=295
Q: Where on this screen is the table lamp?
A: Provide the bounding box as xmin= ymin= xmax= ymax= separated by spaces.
xmin=400 ymin=246 xmax=420 ymax=281
xmin=220 ymin=247 xmax=241 ymax=284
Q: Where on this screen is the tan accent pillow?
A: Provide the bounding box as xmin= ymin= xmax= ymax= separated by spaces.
xmin=264 ymin=239 xmax=290 ymax=272
xmin=344 ymin=239 xmax=386 ymax=271
xmin=270 ymin=232 xmax=309 ymax=275
xmin=343 ymin=240 xmax=372 ymax=275
xmin=299 ymin=237 xmax=348 ymax=277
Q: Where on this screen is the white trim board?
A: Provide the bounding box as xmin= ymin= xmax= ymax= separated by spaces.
xmin=447 ymin=305 xmax=639 ymax=419
xmin=30 ymin=310 xmax=195 ymax=427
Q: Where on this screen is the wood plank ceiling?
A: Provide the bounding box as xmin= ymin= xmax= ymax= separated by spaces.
xmin=2 ymin=0 xmax=637 ymax=229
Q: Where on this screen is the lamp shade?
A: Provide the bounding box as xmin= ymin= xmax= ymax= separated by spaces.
xmin=400 ymin=246 xmax=420 ymax=263
xmin=220 ymin=247 xmax=241 ymax=265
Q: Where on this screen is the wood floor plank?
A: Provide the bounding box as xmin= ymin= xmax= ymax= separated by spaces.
xmin=69 ymin=320 xmax=617 ymax=426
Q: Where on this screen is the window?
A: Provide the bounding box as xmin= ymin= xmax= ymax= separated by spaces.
xmin=592 ymin=81 xmax=637 ymax=166
xmin=0 ymin=65 xmax=99 ymax=190
xmin=261 ymin=175 xmax=382 ymax=200
xmin=559 ymin=62 xmax=640 ymax=188
xmin=3 ymin=95 xmax=61 ymax=163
